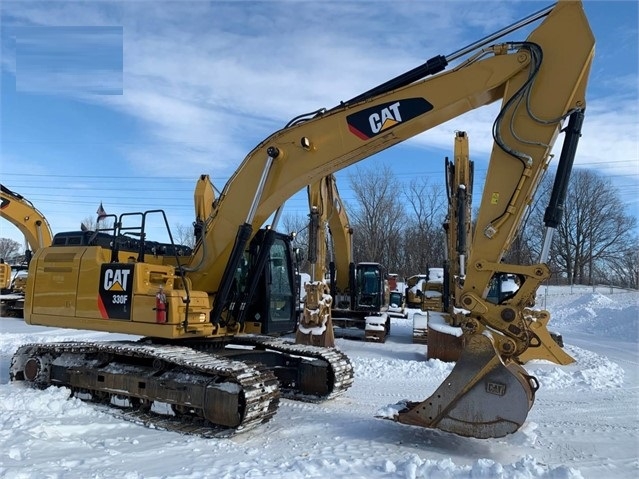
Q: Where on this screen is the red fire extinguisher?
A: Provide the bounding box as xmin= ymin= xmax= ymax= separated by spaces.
xmin=155 ymin=287 xmax=167 ymax=323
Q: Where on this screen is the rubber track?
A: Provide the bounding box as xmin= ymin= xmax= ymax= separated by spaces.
xmin=11 ymin=341 xmax=280 ymax=437
xmin=226 ymin=334 xmax=355 ymax=401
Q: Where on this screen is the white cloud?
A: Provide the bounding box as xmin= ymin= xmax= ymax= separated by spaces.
xmin=1 ymin=0 xmax=534 ymax=178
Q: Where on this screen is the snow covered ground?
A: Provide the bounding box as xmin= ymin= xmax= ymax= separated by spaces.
xmin=1 ymin=285 xmax=637 ymax=479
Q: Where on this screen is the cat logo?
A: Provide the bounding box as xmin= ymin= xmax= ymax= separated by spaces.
xmin=103 ymin=268 xmax=131 ymax=291
xmin=369 ymin=101 xmax=402 ymax=134
xmin=99 ymin=264 xmax=134 ymax=320
xmin=347 ymin=97 xmax=434 ymax=140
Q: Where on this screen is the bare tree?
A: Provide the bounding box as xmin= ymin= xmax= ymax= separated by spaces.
xmin=599 ymin=240 xmax=639 ymax=289
xmin=401 ymin=177 xmax=447 ymax=275
xmin=173 ymin=223 xmax=196 ymax=249
xmin=0 ymin=238 xmax=22 ymax=261
xmin=81 ymin=216 xmax=97 ymax=231
xmin=347 ymin=164 xmax=405 ymax=271
xmin=81 ymin=216 xmax=114 ymax=232
xmin=282 ymin=212 xmax=312 ymax=274
xmin=527 ymin=169 xmax=636 ymax=286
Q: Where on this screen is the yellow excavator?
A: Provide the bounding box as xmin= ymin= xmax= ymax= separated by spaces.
xmin=422 ymin=131 xmax=476 ymax=358
xmin=409 ymin=132 xmax=473 ymax=347
xmin=297 ymin=174 xmax=390 ymax=345
xmin=11 ymin=0 xmax=594 ymax=439
xmin=0 ymin=184 xmax=54 ymax=316
xmin=295 ymin=174 xmax=340 ymax=348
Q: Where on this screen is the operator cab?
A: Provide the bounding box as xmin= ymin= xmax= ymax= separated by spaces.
xmin=230 ymin=229 xmax=298 ymax=335
xmin=486 ymin=273 xmax=521 ymax=304
xmin=354 ymin=262 xmax=386 ymax=312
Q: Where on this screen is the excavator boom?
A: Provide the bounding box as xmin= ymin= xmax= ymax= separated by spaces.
xmin=0 ymin=184 xmax=53 ymax=254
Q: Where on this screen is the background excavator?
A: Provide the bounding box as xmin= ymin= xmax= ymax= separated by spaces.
xmin=424 ymin=131 xmax=476 ymax=358
xmin=297 ymin=174 xmax=390 ymax=346
xmin=405 ymin=274 xmax=427 ymax=309
xmin=11 ymin=0 xmax=594 ymax=440
xmin=386 ymin=273 xmax=408 ymax=320
xmin=0 ymin=184 xmax=53 ymax=316
xmin=408 ymin=132 xmax=473 ymax=349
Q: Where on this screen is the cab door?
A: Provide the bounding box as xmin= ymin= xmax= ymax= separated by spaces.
xmin=264 ymin=235 xmax=297 ymax=334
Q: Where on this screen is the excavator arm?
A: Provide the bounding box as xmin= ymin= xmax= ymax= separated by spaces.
xmin=294 ymin=175 xmax=342 ymax=348
xmin=446 ymin=131 xmax=474 ymax=308
xmin=0 ymin=184 xmax=53 ymax=255
xmin=322 ymin=175 xmax=354 ymax=296
xmin=421 ymin=131 xmax=475 ymax=356
xmin=307 ymin=174 xmax=353 ymax=287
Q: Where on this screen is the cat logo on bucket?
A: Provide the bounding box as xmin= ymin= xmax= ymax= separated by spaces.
xmin=98 ymin=264 xmax=134 ymax=320
xmin=346 ymin=97 xmax=433 ymax=140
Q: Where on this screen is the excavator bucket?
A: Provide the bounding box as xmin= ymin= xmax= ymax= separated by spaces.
xmin=517 ymin=314 xmax=575 ymax=365
xmin=296 ymin=281 xmax=335 ymax=348
xmin=386 ymin=334 xmax=538 ymax=438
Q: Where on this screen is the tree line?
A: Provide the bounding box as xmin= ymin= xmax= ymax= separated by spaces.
xmin=288 ymin=164 xmax=638 ymax=290
xmin=2 ymin=164 xmax=637 ymax=290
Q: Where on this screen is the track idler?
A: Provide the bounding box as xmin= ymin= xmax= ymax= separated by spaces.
xmin=387 ymin=333 xmax=538 ymax=438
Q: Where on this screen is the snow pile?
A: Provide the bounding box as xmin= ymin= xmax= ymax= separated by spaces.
xmin=527 ymin=345 xmax=625 ymax=390
xmin=538 ymin=289 xmax=638 ymax=340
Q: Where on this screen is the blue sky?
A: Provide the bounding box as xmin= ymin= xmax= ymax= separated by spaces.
xmin=1 ymin=0 xmax=637 ymax=247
